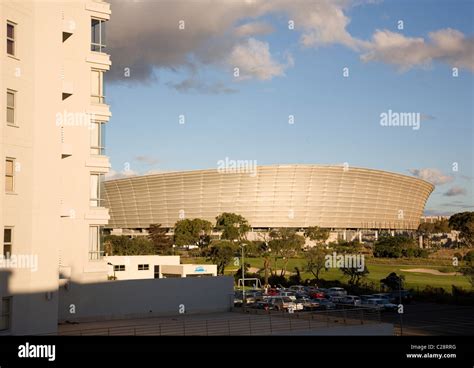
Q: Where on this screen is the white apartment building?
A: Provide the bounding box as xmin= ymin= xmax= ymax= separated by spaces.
xmin=0 ymin=0 xmax=111 ymax=335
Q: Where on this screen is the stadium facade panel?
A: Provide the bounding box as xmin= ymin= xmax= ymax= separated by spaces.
xmin=104 ymin=165 xmax=434 ymax=230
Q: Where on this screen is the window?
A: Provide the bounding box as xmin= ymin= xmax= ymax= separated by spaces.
xmin=138 ymin=264 xmax=149 ymax=271
xmin=5 ymin=158 xmax=14 ymax=192
xmin=91 ymin=18 xmax=106 ymax=52
xmin=91 ymin=69 xmax=104 ymax=103
xmin=0 ymin=297 xmax=11 ymax=331
xmin=90 ymin=173 xmax=104 ymax=207
xmin=114 ymin=265 xmax=125 ymax=272
xmin=6 ymin=90 xmax=15 ymax=125
xmin=3 ymin=228 xmax=12 ymax=259
xmin=89 ymin=226 xmax=104 ymax=260
xmin=7 ymin=22 xmax=15 ymax=56
xmin=90 ymin=121 xmax=106 ymax=155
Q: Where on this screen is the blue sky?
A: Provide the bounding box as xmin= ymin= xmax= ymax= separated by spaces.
xmin=105 ymin=0 xmax=474 ymax=215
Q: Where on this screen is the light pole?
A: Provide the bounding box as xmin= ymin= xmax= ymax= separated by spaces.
xmin=107 ymin=262 xmax=116 ymax=279
xmin=398 ymin=277 xmax=403 ymax=336
xmin=241 ymin=243 xmax=247 ymax=304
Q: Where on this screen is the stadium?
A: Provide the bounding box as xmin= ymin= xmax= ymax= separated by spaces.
xmin=103 ymin=165 xmax=434 ymax=238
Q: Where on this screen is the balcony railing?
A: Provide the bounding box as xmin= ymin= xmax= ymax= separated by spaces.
xmin=88 ymin=251 xmax=105 ymax=261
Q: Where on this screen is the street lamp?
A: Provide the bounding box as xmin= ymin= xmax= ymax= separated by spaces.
xmin=398 ymin=277 xmax=403 ymax=336
xmin=107 ymin=262 xmax=116 ymax=279
xmin=241 ymin=243 xmax=247 ymax=304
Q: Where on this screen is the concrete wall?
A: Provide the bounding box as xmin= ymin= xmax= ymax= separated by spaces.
xmin=280 ymin=322 xmax=394 ymax=336
xmin=58 ymin=276 xmax=234 ymax=322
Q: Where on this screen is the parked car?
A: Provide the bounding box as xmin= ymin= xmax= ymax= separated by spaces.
xmin=313 ymin=298 xmax=336 ymax=310
xmin=371 ymin=293 xmax=392 ymax=300
xmin=297 ymin=297 xmax=320 ymax=311
xmin=326 ymin=287 xmax=347 ymax=297
xmin=389 ymin=290 xmax=413 ymax=304
xmin=289 ymin=285 xmax=307 ymax=293
xmin=360 ymin=295 xmax=374 ymax=304
xmin=328 ymin=295 xmax=346 ymax=303
xmin=293 ymin=300 xmax=305 ymax=311
xmin=279 ymin=291 xmax=297 ymax=301
xmin=253 ymin=300 xmax=272 ymax=310
xmin=234 ymin=295 xmax=243 ymax=307
xmin=268 ymin=296 xmax=296 ymax=311
xmin=304 ymin=286 xmax=319 ymax=294
xmin=308 ymin=289 xmax=326 ymax=299
xmin=265 ymin=288 xmax=280 ymax=296
xmin=363 ymin=298 xmax=398 ymax=312
xmin=340 ymin=295 xmax=361 ymax=306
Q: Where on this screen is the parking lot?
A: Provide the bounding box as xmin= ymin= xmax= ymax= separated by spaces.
xmin=380 ymin=302 xmax=474 ymax=336
xmin=236 ymin=285 xmax=474 ymax=336
xmin=235 ymin=285 xmax=405 ymax=313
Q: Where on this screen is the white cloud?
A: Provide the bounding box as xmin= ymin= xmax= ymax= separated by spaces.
xmin=408 ymin=168 xmax=454 ymax=185
xmin=443 ymin=186 xmax=467 ymax=197
xmin=105 ymin=169 xmax=138 ymax=180
xmin=228 ymin=38 xmax=293 ymax=80
xmin=234 ymin=22 xmax=274 ymax=38
xmin=361 ymin=28 xmax=474 ymax=71
xmin=108 ymin=0 xmax=473 ymax=87
xmin=134 ymin=155 xmax=160 ymax=166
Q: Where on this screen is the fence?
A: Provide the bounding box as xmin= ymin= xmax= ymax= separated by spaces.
xmin=56 ymin=307 xmax=381 ymax=336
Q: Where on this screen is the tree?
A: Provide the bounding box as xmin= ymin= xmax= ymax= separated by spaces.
xmin=206 ymin=240 xmax=236 ymax=275
xmin=373 ymin=235 xmax=418 ymax=258
xmin=341 ymin=265 xmax=369 ymax=285
xmin=104 ymin=235 xmax=156 ymax=255
xmin=418 ymin=219 xmax=451 ymax=234
xmin=173 ymin=218 xmax=213 ymax=248
xmin=148 ymin=224 xmax=172 ymax=254
xmin=304 ymin=226 xmax=330 ymax=246
xmin=462 ymin=264 xmax=474 ymax=288
xmin=215 ymin=213 xmax=250 ymax=241
xmin=268 ymin=228 xmax=305 ymax=277
xmin=449 ymin=212 xmax=474 ymax=247
xmin=304 ymin=247 xmax=328 ymax=280
xmin=380 ymin=272 xmax=405 ymax=291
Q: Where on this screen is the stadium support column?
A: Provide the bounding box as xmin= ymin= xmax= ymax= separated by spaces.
xmin=375 ymin=230 xmax=378 ymax=240
xmin=419 ymin=235 xmax=423 ymax=248
xmin=343 ymin=230 xmax=347 ymax=241
xmin=358 ymin=230 xmax=362 ymax=243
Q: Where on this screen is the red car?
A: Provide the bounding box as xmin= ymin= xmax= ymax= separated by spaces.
xmin=265 ymin=288 xmax=279 ymax=296
xmin=309 ymin=290 xmax=325 ymax=299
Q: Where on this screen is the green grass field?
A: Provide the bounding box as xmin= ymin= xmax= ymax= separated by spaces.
xmin=182 ymin=256 xmax=471 ymax=292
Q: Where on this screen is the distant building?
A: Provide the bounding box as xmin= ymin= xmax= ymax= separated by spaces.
xmin=105 ymin=255 xmax=217 ymax=280
xmin=420 ymin=216 xmax=450 ymax=223
xmin=104 ymin=165 xmax=434 ymax=238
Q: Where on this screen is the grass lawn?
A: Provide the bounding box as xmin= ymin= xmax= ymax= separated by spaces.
xmin=182 ymin=256 xmax=471 ymax=292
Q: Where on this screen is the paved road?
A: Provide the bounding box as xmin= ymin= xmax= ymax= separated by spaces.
xmin=380 ymin=302 xmax=474 ymax=336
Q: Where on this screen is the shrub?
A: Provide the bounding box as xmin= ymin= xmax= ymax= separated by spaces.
xmin=464 ymin=250 xmax=474 ymax=263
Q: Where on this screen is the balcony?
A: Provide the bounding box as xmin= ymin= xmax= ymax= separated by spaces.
xmin=85 ymin=1 xmax=111 ymax=19
xmin=62 ymin=80 xmax=74 ymax=100
xmin=62 ymin=19 xmax=75 ymax=41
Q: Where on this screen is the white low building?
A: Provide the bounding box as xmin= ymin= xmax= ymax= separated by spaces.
xmin=105 ymin=255 xmax=217 ymax=280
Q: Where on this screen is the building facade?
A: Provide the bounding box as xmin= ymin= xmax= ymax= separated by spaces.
xmin=105 ymin=255 xmax=218 ymax=280
xmin=0 ymin=0 xmax=111 ymax=335
xmin=104 ymin=165 xmax=434 ymax=234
